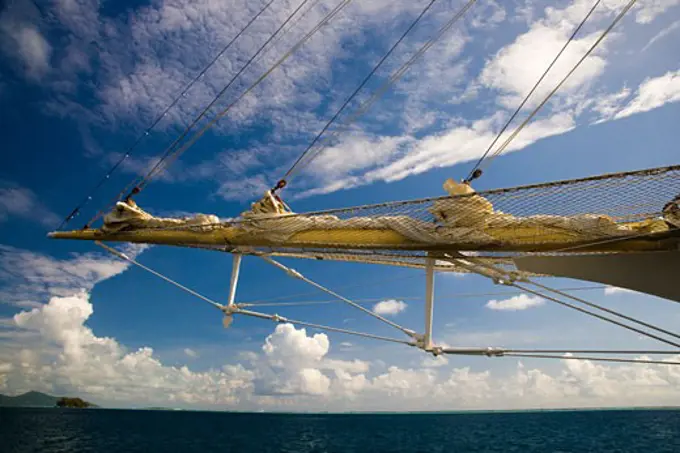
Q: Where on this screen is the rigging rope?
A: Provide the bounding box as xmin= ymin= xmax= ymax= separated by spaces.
xmin=95 ymin=242 xmax=223 ymax=309
xmin=127 ymin=0 xmax=353 ymax=201
xmin=56 ymin=0 xmax=278 ymax=230
xmin=260 ymin=255 xmax=416 ymax=337
xmin=468 ymin=0 xmax=638 ymax=180
xmin=464 ymin=0 xmax=602 ymax=183
xmin=244 ymin=271 xmax=421 ymax=305
xmin=236 ymin=308 xmax=414 ymax=345
xmin=279 ymin=0 xmax=440 ymax=188
xmin=280 ymin=0 xmax=480 ymax=184
xmin=502 ymin=349 xmax=680 ymax=355
xmin=439 ymin=253 xmax=680 ymax=349
xmin=502 ymin=353 xmax=680 ymax=366
xmin=514 ymin=282 xmax=680 ymax=349
xmin=86 ymin=0 xmax=324 ymax=227
xmin=528 ymin=280 xmax=680 ymax=341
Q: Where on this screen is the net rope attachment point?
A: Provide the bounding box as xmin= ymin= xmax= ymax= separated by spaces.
xmin=279 ymin=0 xmax=442 ymax=189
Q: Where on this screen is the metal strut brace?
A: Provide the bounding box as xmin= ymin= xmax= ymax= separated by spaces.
xmin=228 ymin=254 xmax=242 ymax=307
xmin=423 ymin=255 xmax=435 ymax=351
xmin=259 ymin=255 xmax=417 ymax=338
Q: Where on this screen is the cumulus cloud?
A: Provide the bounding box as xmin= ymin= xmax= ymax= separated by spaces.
xmin=372 ymin=299 xmax=407 ymax=316
xmin=5 ymin=291 xmax=254 ymax=406
xmin=3 ymin=280 xmax=680 ymax=411
xmin=486 ymin=294 xmax=545 ymax=311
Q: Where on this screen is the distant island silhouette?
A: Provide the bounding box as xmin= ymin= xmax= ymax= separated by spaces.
xmin=0 ymin=391 xmax=97 ymax=408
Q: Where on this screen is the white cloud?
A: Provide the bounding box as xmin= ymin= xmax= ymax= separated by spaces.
xmin=3 ymin=279 xmax=680 ymax=411
xmin=184 ymin=348 xmax=199 ymax=358
xmin=372 ymin=299 xmax=407 ymax=316
xmin=604 ymin=286 xmax=635 ymax=295
xmin=6 ymin=291 xmax=255 ymax=406
xmin=634 ymin=0 xmax=680 ymax=24
xmin=0 ymin=14 xmax=51 ymax=80
xmin=421 ymin=355 xmax=449 ymax=368
xmin=486 ymin=294 xmax=545 ymax=311
xmin=0 ymin=182 xmax=60 ymax=228
xmin=641 ymin=19 xmax=680 ymax=51
xmin=614 ymin=69 xmax=680 ymax=119
xmin=0 ymin=243 xmax=148 ymax=307
xmin=479 ymin=25 xmax=606 ymax=109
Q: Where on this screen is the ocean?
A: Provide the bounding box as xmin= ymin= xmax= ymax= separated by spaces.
xmin=2 ymin=407 xmax=680 ymax=452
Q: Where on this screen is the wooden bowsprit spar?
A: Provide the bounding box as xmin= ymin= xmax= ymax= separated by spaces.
xmin=51 ymin=165 xmax=680 ymax=366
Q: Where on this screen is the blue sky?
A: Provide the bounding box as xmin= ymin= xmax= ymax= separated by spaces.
xmin=1 ymin=0 xmax=679 ymax=411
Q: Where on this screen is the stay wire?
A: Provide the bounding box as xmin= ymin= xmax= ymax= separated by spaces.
xmin=282 ymin=0 xmax=440 ymax=184
xmin=56 ymin=0 xmax=278 ymax=230
xmin=503 ymin=353 xmax=680 ymax=366
xmin=464 ymin=0 xmax=602 ymax=183
xmin=471 ymin=0 xmax=638 ymax=179
xmin=282 ymin=0 xmax=480 ymax=182
xmin=514 ymin=283 xmax=680 ymax=349
xmin=529 ymin=280 xmax=680 ymax=341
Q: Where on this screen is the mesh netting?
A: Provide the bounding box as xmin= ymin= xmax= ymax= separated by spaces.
xmin=222 ymin=165 xmax=680 ymax=252
xmin=52 ymin=165 xmax=680 ymax=254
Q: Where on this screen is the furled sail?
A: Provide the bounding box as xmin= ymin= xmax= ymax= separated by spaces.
xmin=49 ymin=166 xmax=680 ymax=255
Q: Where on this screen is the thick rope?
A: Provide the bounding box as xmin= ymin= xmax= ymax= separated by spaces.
xmin=504 ymin=349 xmax=680 ymax=355
xmin=529 ymin=280 xmax=680 ymax=340
xmin=236 ymin=308 xmax=414 ymax=345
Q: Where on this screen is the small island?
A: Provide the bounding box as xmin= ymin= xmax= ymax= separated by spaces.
xmin=56 ymin=397 xmax=96 ymax=408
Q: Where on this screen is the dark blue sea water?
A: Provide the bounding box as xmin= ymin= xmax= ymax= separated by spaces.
xmin=2 ymin=407 xmax=680 ymax=452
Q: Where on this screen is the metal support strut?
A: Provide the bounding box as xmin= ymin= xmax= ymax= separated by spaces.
xmin=227 ymin=254 xmax=242 ymax=306
xmin=423 ymin=255 xmax=435 ymax=352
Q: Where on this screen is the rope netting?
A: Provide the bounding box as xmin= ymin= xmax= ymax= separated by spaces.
xmin=51 ymin=165 xmax=680 ymax=254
